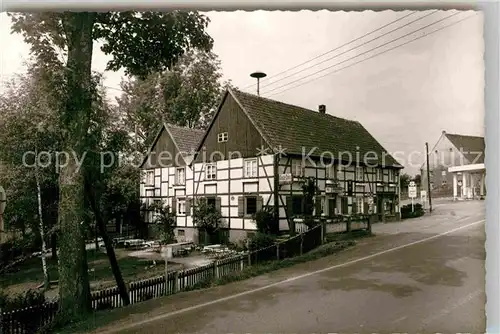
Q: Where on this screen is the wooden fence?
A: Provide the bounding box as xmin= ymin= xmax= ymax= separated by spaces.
xmin=0 ymin=220 xmax=363 ymax=334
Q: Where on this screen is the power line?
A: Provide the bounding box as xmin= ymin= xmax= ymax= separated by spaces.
xmin=256 ymin=10 xmax=439 ymax=92
xmin=105 ymin=85 xmax=125 ymax=93
xmin=262 ymin=11 xmax=462 ymax=97
xmin=241 ymin=10 xmax=421 ymax=90
xmin=265 ymin=12 xmax=478 ymax=98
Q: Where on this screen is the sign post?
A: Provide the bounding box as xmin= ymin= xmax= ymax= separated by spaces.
xmin=408 ymin=181 xmax=417 ymax=212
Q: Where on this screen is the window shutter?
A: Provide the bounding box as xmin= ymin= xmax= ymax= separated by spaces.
xmin=286 ymin=196 xmax=293 ymax=217
xmin=216 ymin=197 xmax=222 ymax=212
xmin=171 ymin=198 xmax=177 ymax=215
xmin=185 ymin=198 xmax=191 ymax=216
xmin=256 ymin=196 xmax=263 ymax=212
xmin=315 ymin=196 xmax=322 ymax=216
xmin=237 ymin=197 xmax=245 ymax=217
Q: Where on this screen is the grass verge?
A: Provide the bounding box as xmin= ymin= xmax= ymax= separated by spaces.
xmin=51 ymin=231 xmax=372 ymax=334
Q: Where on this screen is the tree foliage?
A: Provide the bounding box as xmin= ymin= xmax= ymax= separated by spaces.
xmin=8 ymin=9 xmax=215 ymax=318
xmin=399 ymin=172 xmax=411 ymax=190
xmin=192 ymin=198 xmax=223 ymax=234
xmin=116 ymin=50 xmax=233 ymax=153
xmin=254 ymin=206 xmax=278 ymax=235
xmin=148 ymin=201 xmax=176 ymax=245
xmin=301 ymin=178 xmax=320 ymax=229
xmin=0 ymin=62 xmax=62 ymax=249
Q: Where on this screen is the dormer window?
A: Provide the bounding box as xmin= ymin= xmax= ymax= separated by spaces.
xmin=217 ymin=132 xmax=228 ymax=143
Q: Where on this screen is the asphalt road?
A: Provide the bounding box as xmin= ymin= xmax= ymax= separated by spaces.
xmin=97 ymin=200 xmax=485 ymax=334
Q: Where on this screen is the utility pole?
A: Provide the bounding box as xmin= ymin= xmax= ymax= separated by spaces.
xmin=425 ymin=142 xmax=433 ymax=213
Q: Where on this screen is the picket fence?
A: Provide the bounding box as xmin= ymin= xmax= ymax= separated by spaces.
xmin=0 ymin=218 xmax=368 ymax=334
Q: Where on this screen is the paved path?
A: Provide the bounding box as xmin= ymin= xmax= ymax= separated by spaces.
xmin=94 ymin=200 xmax=485 ymax=334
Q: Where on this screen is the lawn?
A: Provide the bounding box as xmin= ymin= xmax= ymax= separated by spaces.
xmin=0 ymin=249 xmax=181 ymax=295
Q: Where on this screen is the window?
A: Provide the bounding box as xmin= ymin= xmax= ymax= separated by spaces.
xmin=291 ymin=160 xmax=304 ymax=177
xmin=217 ymin=132 xmax=228 ymax=143
xmin=206 ymin=197 xmax=217 ymax=209
xmin=441 ymin=170 xmax=446 ymax=176
xmin=177 ymin=198 xmax=186 ymax=215
xmin=175 ymin=167 xmax=185 ymax=185
xmin=388 ymin=169 xmax=394 ymax=182
xmin=177 ymin=229 xmax=185 ymax=237
xmin=356 ymin=197 xmax=364 ymax=214
xmin=325 ymin=165 xmax=336 ymax=179
xmin=238 ymin=195 xmax=262 ymax=217
xmin=376 ymin=169 xmax=382 ymax=181
xmin=205 ymin=163 xmax=217 ymax=180
xmin=145 ymin=170 xmax=155 ymax=186
xmin=244 ymin=158 xmax=258 ymax=178
xmin=356 ymin=167 xmax=364 ymax=181
xmin=245 ymin=196 xmax=257 ymax=215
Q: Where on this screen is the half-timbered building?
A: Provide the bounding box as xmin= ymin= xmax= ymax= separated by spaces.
xmin=140 ymin=89 xmax=404 ymax=243
xmin=139 ymin=123 xmax=205 ymax=239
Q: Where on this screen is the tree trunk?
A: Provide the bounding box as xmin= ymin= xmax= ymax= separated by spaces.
xmin=95 ymin=222 xmax=99 ymax=251
xmin=85 ymin=183 xmax=130 ymax=306
xmin=57 ymin=12 xmax=96 ymax=318
xmin=58 ymin=155 xmax=92 ymax=317
xmin=35 ymin=148 xmax=50 ymax=291
xmin=115 ymin=215 xmax=121 ymax=235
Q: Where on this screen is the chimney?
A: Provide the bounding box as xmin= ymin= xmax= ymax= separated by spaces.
xmin=318 ymin=105 xmax=326 ymax=114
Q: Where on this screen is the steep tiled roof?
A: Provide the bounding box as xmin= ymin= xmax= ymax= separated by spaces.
xmin=230 ymin=89 xmax=402 ymax=168
xmin=445 ymin=133 xmax=485 ymax=164
xmin=140 ymin=123 xmax=205 ymax=168
xmin=166 ymin=124 xmax=205 ymax=155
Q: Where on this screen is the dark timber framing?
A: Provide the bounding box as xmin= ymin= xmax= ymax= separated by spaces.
xmin=139 ymin=88 xmax=403 ymax=243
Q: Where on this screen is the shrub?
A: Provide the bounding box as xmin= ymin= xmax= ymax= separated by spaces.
xmin=0 ymin=288 xmax=46 ymax=312
xmin=247 ymin=233 xmax=276 ymax=251
xmin=193 ymin=198 xmax=223 ymax=234
xmin=254 ymin=206 xmax=278 ymax=235
xmin=148 ymin=201 xmax=176 ymax=245
xmin=401 ymin=203 xmax=425 ymax=219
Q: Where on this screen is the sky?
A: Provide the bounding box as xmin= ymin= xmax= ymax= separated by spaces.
xmin=0 ymin=10 xmax=485 ymax=176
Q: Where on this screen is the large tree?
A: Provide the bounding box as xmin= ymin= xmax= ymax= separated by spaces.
xmin=9 ymin=11 xmax=213 ymax=319
xmin=0 ymin=62 xmax=63 ymax=258
xmin=116 ymin=49 xmax=232 ymax=152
